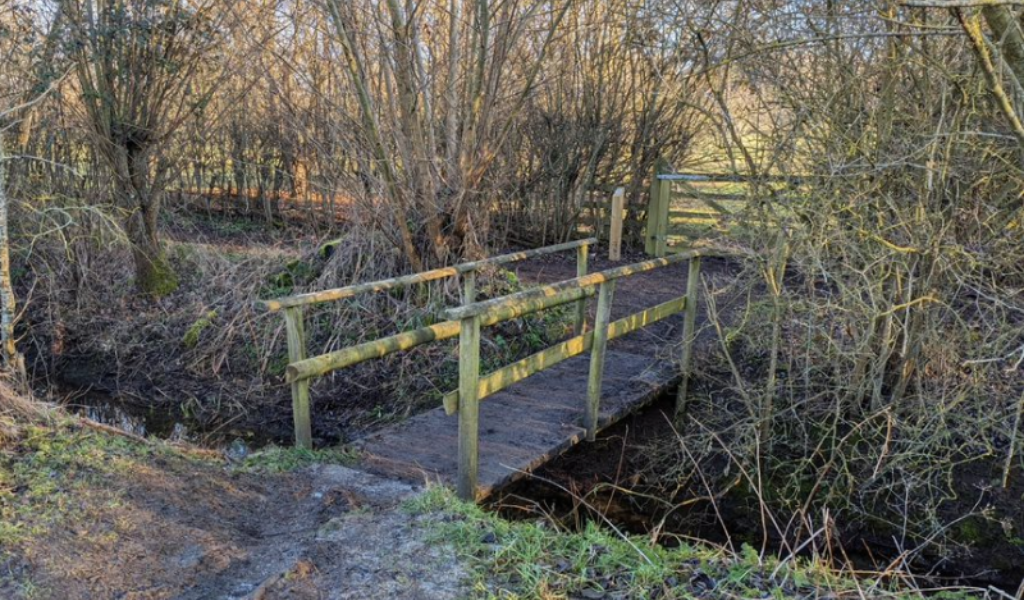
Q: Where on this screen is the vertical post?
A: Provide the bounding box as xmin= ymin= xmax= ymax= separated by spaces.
xmin=585 ymin=280 xmax=616 ymax=441
xmin=462 ymin=268 xmax=476 ymax=306
xmin=283 ymin=307 xmax=312 ymax=449
xmin=646 ymin=172 xmax=661 ymax=255
xmin=675 ymin=256 xmax=702 ymax=419
xmin=608 ymin=187 xmax=625 ymax=261
xmin=574 ymin=242 xmax=589 ymax=335
xmin=457 ymin=315 xmax=482 ymax=501
xmin=656 ymin=176 xmax=671 ymax=257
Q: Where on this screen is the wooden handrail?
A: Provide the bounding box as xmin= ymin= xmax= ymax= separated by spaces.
xmin=443 ymin=248 xmax=733 ymax=321
xmin=285 ymin=285 xmax=597 ymax=383
xmin=257 ymin=238 xmax=597 ymax=312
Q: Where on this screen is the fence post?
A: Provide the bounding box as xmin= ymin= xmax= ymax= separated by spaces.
xmin=609 ymin=187 xmax=625 ymax=261
xmin=646 ymin=169 xmax=661 ymax=255
xmin=457 ymin=314 xmax=482 ymax=501
xmin=574 ymin=242 xmax=589 ymax=335
xmin=585 ymin=280 xmax=616 ymax=441
xmin=675 ymin=256 xmax=701 ymax=419
xmin=656 ymin=175 xmax=671 ymax=257
xmin=283 ymin=307 xmax=312 ymax=449
xmin=462 ymin=268 xmax=476 ymax=306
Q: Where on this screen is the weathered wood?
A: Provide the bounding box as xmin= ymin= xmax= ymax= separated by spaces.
xmin=445 ymin=249 xmax=726 ymax=321
xmin=646 ymin=168 xmax=661 ymax=255
xmin=287 ymin=320 xmax=461 ymax=382
xmin=287 ymin=285 xmax=599 ymax=383
xmin=258 ymin=238 xmax=596 ymax=312
xmin=574 ymin=242 xmax=589 ymax=335
xmin=656 ymin=174 xmax=671 ymax=257
xmin=442 ymin=293 xmax=687 ymax=413
xmin=457 ymin=315 xmax=481 ymax=501
xmin=462 ymin=269 xmax=476 ymax=305
xmin=676 ymin=257 xmax=701 ymax=418
xmin=358 ymin=349 xmax=672 ymax=500
xmin=283 ymin=307 xmax=312 ymax=449
xmin=656 ymin=173 xmax=808 ymax=183
xmin=585 ymin=281 xmax=615 ymax=441
xmin=609 ymin=187 xmax=624 ymax=261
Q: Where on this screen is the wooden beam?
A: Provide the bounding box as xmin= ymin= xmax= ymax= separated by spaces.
xmin=442 ymin=293 xmax=688 ymax=413
xmin=646 ymin=169 xmax=661 ymax=255
xmin=444 ymin=249 xmax=731 ymax=321
xmin=288 ymin=285 xmax=598 ymax=383
xmin=574 ymin=242 xmax=589 ymax=335
xmin=284 ymin=307 xmax=312 ymax=449
xmin=609 ymin=187 xmax=624 ymax=261
xmin=585 ymin=281 xmax=616 ymax=441
xmin=457 ymin=315 xmax=481 ymax=501
xmin=676 ymin=257 xmax=701 ymax=419
xmin=258 ymin=238 xmax=597 ymax=312
xmin=656 ymin=175 xmax=671 ymax=257
xmin=462 ymin=269 xmax=476 ymax=305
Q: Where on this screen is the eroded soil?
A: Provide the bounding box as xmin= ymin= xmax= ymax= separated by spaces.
xmin=0 ymin=424 xmax=466 ymax=600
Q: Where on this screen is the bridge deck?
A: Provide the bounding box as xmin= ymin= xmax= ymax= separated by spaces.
xmin=354 ymin=255 xmax=706 ymax=500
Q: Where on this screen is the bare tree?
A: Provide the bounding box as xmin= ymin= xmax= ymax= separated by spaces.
xmin=61 ymin=0 xmax=230 ymax=296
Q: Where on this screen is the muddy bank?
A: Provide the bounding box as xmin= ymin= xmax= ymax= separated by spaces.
xmin=489 ymin=394 xmax=1024 ymax=592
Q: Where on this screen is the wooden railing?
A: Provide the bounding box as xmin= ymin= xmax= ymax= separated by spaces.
xmin=257 ymin=238 xmax=596 ymax=449
xmin=441 ymin=250 xmax=716 ymax=499
xmin=259 ymin=237 xmax=728 ymax=501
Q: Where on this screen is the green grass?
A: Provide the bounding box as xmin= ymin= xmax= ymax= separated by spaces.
xmin=0 ymin=419 xmax=172 ymax=547
xmin=404 ymin=486 xmax=972 ymax=600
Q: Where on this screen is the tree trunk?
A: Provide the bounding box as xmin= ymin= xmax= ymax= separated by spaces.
xmin=0 ymin=134 xmax=26 ymax=380
xmin=122 ymin=149 xmax=178 ymax=297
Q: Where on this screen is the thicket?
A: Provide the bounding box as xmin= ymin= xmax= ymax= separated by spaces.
xmin=0 ymin=0 xmax=1022 ymax=581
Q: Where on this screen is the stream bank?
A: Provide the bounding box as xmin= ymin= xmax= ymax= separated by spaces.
xmin=489 ymin=394 xmax=1024 ymax=593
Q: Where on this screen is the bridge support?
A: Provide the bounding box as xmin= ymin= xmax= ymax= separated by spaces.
xmin=675 ymin=257 xmax=701 ymax=419
xmin=284 ymin=307 xmax=312 ymax=449
xmin=574 ymin=242 xmax=589 ymax=335
xmin=585 ymin=280 xmax=616 ymax=441
xmin=456 ymin=315 xmax=482 ymax=501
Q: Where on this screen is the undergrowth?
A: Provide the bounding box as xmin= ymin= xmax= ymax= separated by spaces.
xmin=405 ymin=486 xmax=961 ymax=600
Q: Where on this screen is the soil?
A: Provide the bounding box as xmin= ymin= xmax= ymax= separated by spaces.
xmin=1 ymin=431 xmax=468 ymax=600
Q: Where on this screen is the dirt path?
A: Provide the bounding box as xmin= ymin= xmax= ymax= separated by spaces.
xmin=1 ymin=422 xmax=467 ymax=600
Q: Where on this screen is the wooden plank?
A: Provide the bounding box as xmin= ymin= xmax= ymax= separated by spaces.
xmin=356 ymin=349 xmax=674 ymax=499
xmin=258 ymin=238 xmax=597 ymax=312
xmin=585 ymin=281 xmax=615 ymax=441
xmin=284 ymin=307 xmax=312 ymax=449
xmin=609 ymin=187 xmax=624 ymax=261
xmin=457 ymin=316 xmax=481 ymax=501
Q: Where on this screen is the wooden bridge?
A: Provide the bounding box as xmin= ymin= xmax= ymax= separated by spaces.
xmin=259 ymin=238 xmax=731 ymax=501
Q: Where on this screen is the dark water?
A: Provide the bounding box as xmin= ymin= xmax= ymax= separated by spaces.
xmin=59 ymin=388 xmax=272 ymax=457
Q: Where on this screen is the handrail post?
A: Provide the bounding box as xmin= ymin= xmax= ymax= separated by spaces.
xmin=646 ymin=173 xmax=660 ymax=255
xmin=462 ymin=268 xmax=476 ymax=305
xmin=609 ymin=187 xmax=624 ymax=261
xmin=585 ymin=280 xmax=615 ymax=441
xmin=675 ymin=256 xmax=701 ymax=419
xmin=656 ymin=175 xmax=671 ymax=257
xmin=283 ymin=307 xmax=312 ymax=449
xmin=574 ymin=242 xmax=589 ymax=335
xmin=457 ymin=314 xmax=482 ymax=501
